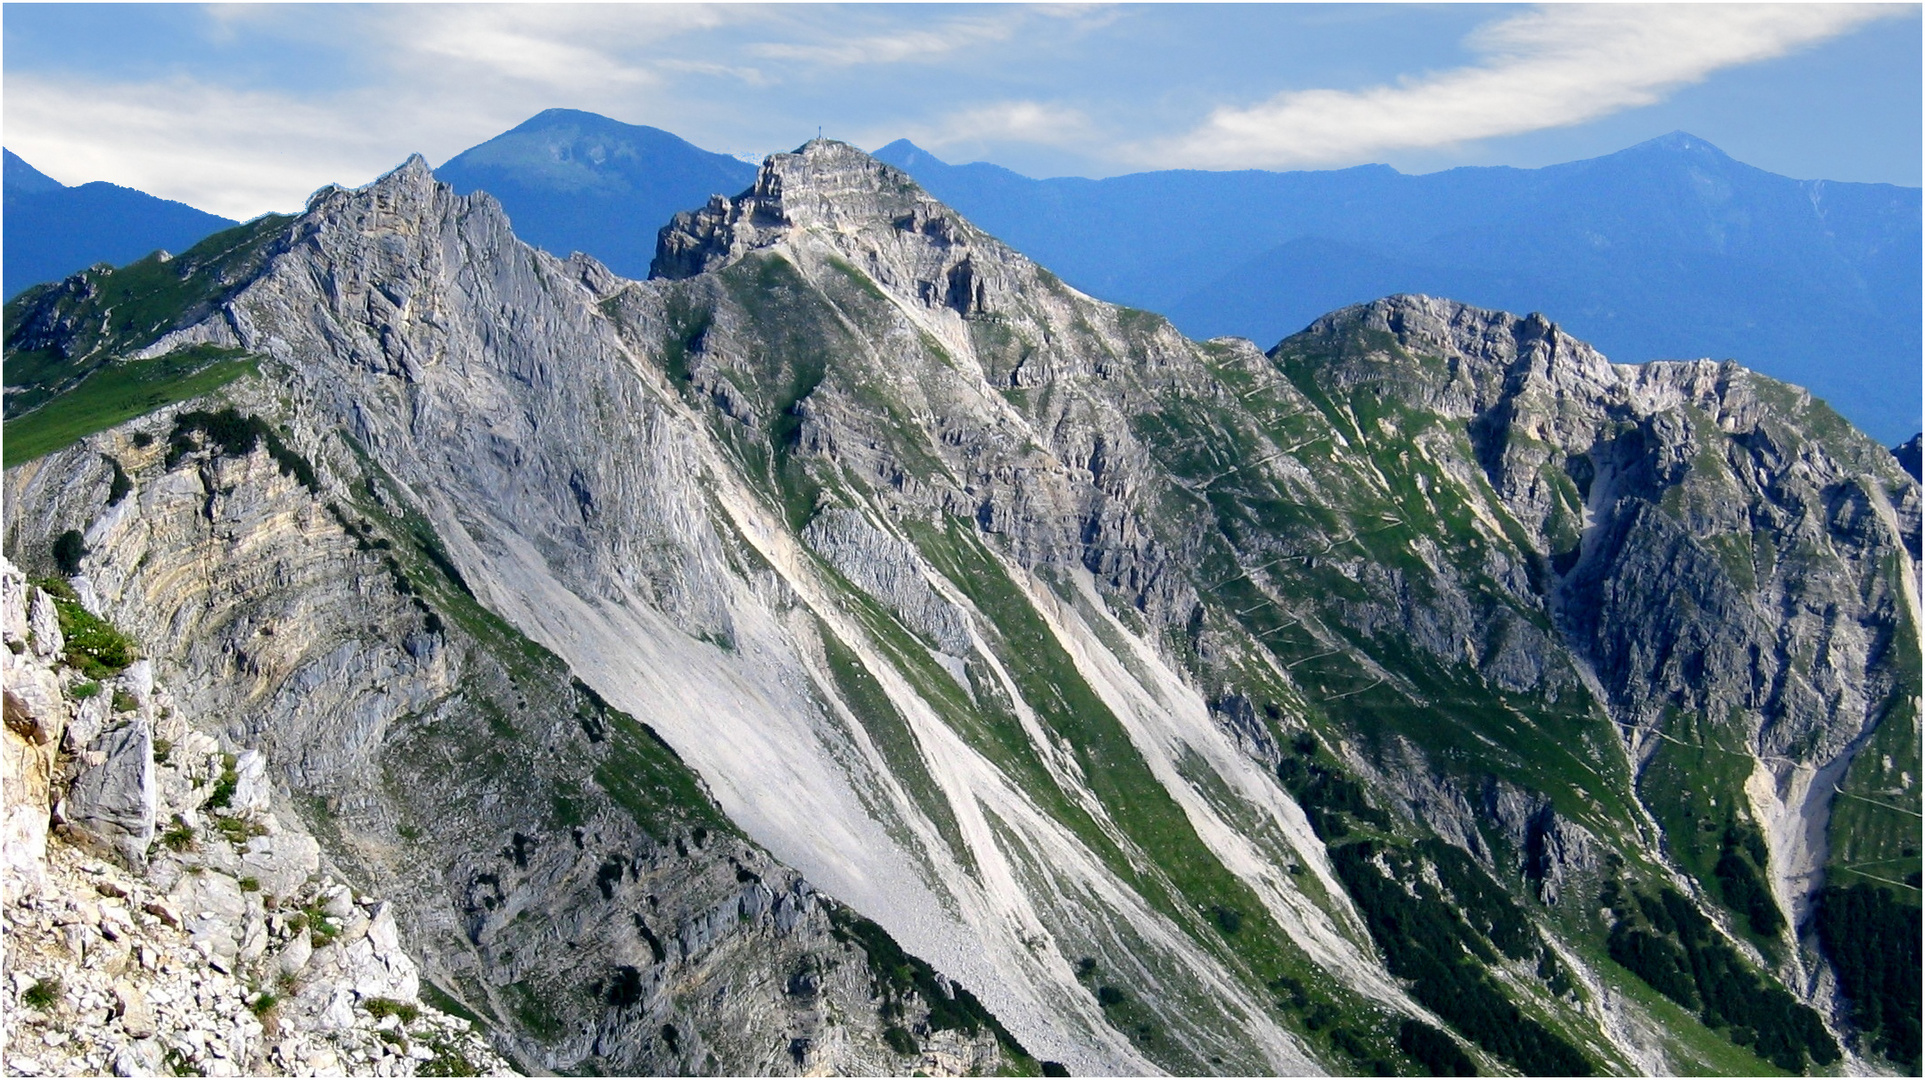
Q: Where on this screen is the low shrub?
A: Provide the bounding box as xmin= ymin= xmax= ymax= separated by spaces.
xmin=22 ymin=976 xmax=61 ymax=1010
xmin=364 ymin=997 xmax=421 ymax=1024
xmin=206 ymin=753 xmax=239 ymax=810
xmin=883 ymin=1025 xmax=919 ymax=1056
xmin=52 ymin=530 xmax=86 ymax=575
xmin=161 ymin=818 xmax=195 ymax=853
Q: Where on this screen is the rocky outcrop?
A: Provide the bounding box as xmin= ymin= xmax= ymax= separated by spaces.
xmin=59 ymin=717 xmax=156 ymax=867
xmin=804 ymin=508 xmax=973 ymax=654
xmin=0 ymin=558 xmax=512 ymax=1078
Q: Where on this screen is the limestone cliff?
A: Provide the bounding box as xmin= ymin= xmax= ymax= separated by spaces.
xmin=1 ymin=557 xmax=512 ymax=1077
xmin=5 ymin=140 xmax=1917 ymax=1076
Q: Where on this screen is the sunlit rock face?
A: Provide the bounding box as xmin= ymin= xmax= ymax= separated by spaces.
xmin=6 ymin=138 xmax=1917 ymax=1076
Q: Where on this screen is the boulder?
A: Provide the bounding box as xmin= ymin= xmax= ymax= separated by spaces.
xmin=229 ymin=750 xmax=270 ymax=815
xmin=62 ymin=718 xmax=157 ymax=866
xmin=26 ymin=586 xmax=64 ymax=662
xmin=238 ymin=830 xmax=320 ymax=900
xmin=114 ymin=980 xmax=158 ymax=1039
xmin=3 ymin=660 xmax=67 ymax=746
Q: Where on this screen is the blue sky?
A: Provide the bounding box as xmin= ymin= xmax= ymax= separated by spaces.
xmin=5 ymin=3 xmax=1918 ymax=219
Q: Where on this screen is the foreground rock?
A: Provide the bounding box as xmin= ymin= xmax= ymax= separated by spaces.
xmin=1 ymin=559 xmax=511 ymax=1077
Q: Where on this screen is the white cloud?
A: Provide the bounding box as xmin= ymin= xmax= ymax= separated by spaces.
xmin=746 ymin=6 xmax=1116 ymax=70
xmin=1 ymin=6 xmax=756 ymax=218
xmin=3 ymin=74 xmax=414 ymax=218
xmin=380 ymin=4 xmax=741 ymax=91
xmin=901 ymin=101 xmax=1097 ymax=153
xmin=1145 ymin=3 xmax=1903 ymax=169
xmin=746 ymin=10 xmax=1036 ymax=68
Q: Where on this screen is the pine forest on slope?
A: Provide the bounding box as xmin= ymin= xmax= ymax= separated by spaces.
xmin=3 ymin=140 xmax=1919 ymax=1077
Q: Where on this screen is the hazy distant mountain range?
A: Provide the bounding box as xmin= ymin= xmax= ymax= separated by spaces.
xmin=872 ymin=134 xmax=1922 ymax=446
xmin=3 ymin=149 xmax=236 ymax=301
xmin=5 ymin=113 xmax=1917 ymax=443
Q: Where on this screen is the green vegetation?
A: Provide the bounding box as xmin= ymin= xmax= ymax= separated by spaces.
xmin=827 ymin=904 xmax=1036 ymax=1069
xmin=22 ymin=976 xmax=61 ymax=1010
xmin=71 ymin=680 xmax=102 ymax=700
xmin=817 ymin=619 xmax=970 ymax=866
xmin=214 ymin=815 xmax=264 ymax=845
xmin=167 ymin=407 xmax=318 ymax=491
xmin=1274 ymin=741 xmax=1390 ymax=841
xmin=505 ymin=980 xmax=565 ymax=1042
xmin=112 ymin=689 xmax=137 ymax=712
xmin=298 ymin=903 xmax=341 ymax=948
xmin=882 ymin=1025 xmax=919 ymax=1056
xmin=591 ymin=697 xmax=726 ymax=835
xmin=2 ymin=346 xmax=257 ymax=466
xmin=33 ymin=577 xmax=135 ymax=677
xmin=1817 ymin=883 xmax=1920 ymax=1070
xmin=1332 ymin=840 xmax=1589 ymax=1075
xmin=206 ymin=752 xmax=240 ymax=810
xmin=106 ymin=456 xmax=133 ymax=504
xmin=161 ymin=816 xmax=195 ymax=853
xmin=1634 ymin=709 xmax=1783 ymax=940
xmin=418 ymin=1035 xmax=483 ymax=1077
xmin=419 ymin=981 xmax=487 ymax=1027
xmin=1601 ymin=880 xmax=1837 ymax=1071
xmin=1397 ymin=1019 xmax=1476 ymax=1076
xmin=1826 ymin=636 xmax=1922 ymax=892
xmin=364 ymin=997 xmax=422 ymax=1024
xmin=4 ymin=213 xmax=289 ymax=405
xmin=1711 ymin=819 xmax=1782 ymax=937
xmin=52 ymin=529 xmax=86 ymax=574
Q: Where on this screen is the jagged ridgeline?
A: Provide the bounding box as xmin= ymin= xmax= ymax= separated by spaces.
xmin=4 ymin=141 xmax=1918 ymax=1076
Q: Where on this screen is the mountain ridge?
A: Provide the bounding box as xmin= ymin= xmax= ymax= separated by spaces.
xmin=3 ymin=140 xmax=1918 ymax=1075
xmin=2 ymin=149 xmax=239 ymax=301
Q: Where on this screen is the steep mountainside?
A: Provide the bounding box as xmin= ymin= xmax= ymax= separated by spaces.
xmin=3 ymin=150 xmax=237 ymax=301
xmin=873 ymin=133 xmax=1922 ymax=447
xmin=436 ymin=109 xmax=757 ymax=281
xmin=4 ymin=142 xmax=1918 ymax=1076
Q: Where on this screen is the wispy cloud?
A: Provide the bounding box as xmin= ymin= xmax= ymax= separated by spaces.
xmin=381 ymin=4 xmax=739 ymax=90
xmin=900 ymin=101 xmax=1097 ymax=153
xmin=1146 ymin=4 xmax=1902 ymax=169
xmin=5 ymin=3 xmax=1910 ymax=219
xmin=4 ymin=73 xmax=410 ymax=218
xmin=746 ymin=9 xmax=1048 ymax=68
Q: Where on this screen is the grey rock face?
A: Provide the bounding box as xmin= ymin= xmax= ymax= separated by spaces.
xmin=804 ymin=508 xmax=973 ymax=654
xmin=61 ymin=717 xmax=156 ymax=865
xmin=0 ymin=557 xmax=515 ymax=1078
xmin=5 ymin=139 xmax=1916 ymax=1076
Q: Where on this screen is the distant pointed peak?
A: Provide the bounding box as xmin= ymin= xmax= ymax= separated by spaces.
xmin=872 ymin=139 xmax=946 ymax=171
xmin=1627 ymin=130 xmax=1731 ymax=160
xmin=5 ymin=148 xmax=65 ymax=194
xmin=392 ymin=152 xmax=434 ymax=178
xmin=304 ymin=152 xmax=449 ymax=215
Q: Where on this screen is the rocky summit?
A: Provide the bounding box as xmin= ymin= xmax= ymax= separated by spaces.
xmin=3 ymin=139 xmax=1918 ymax=1077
